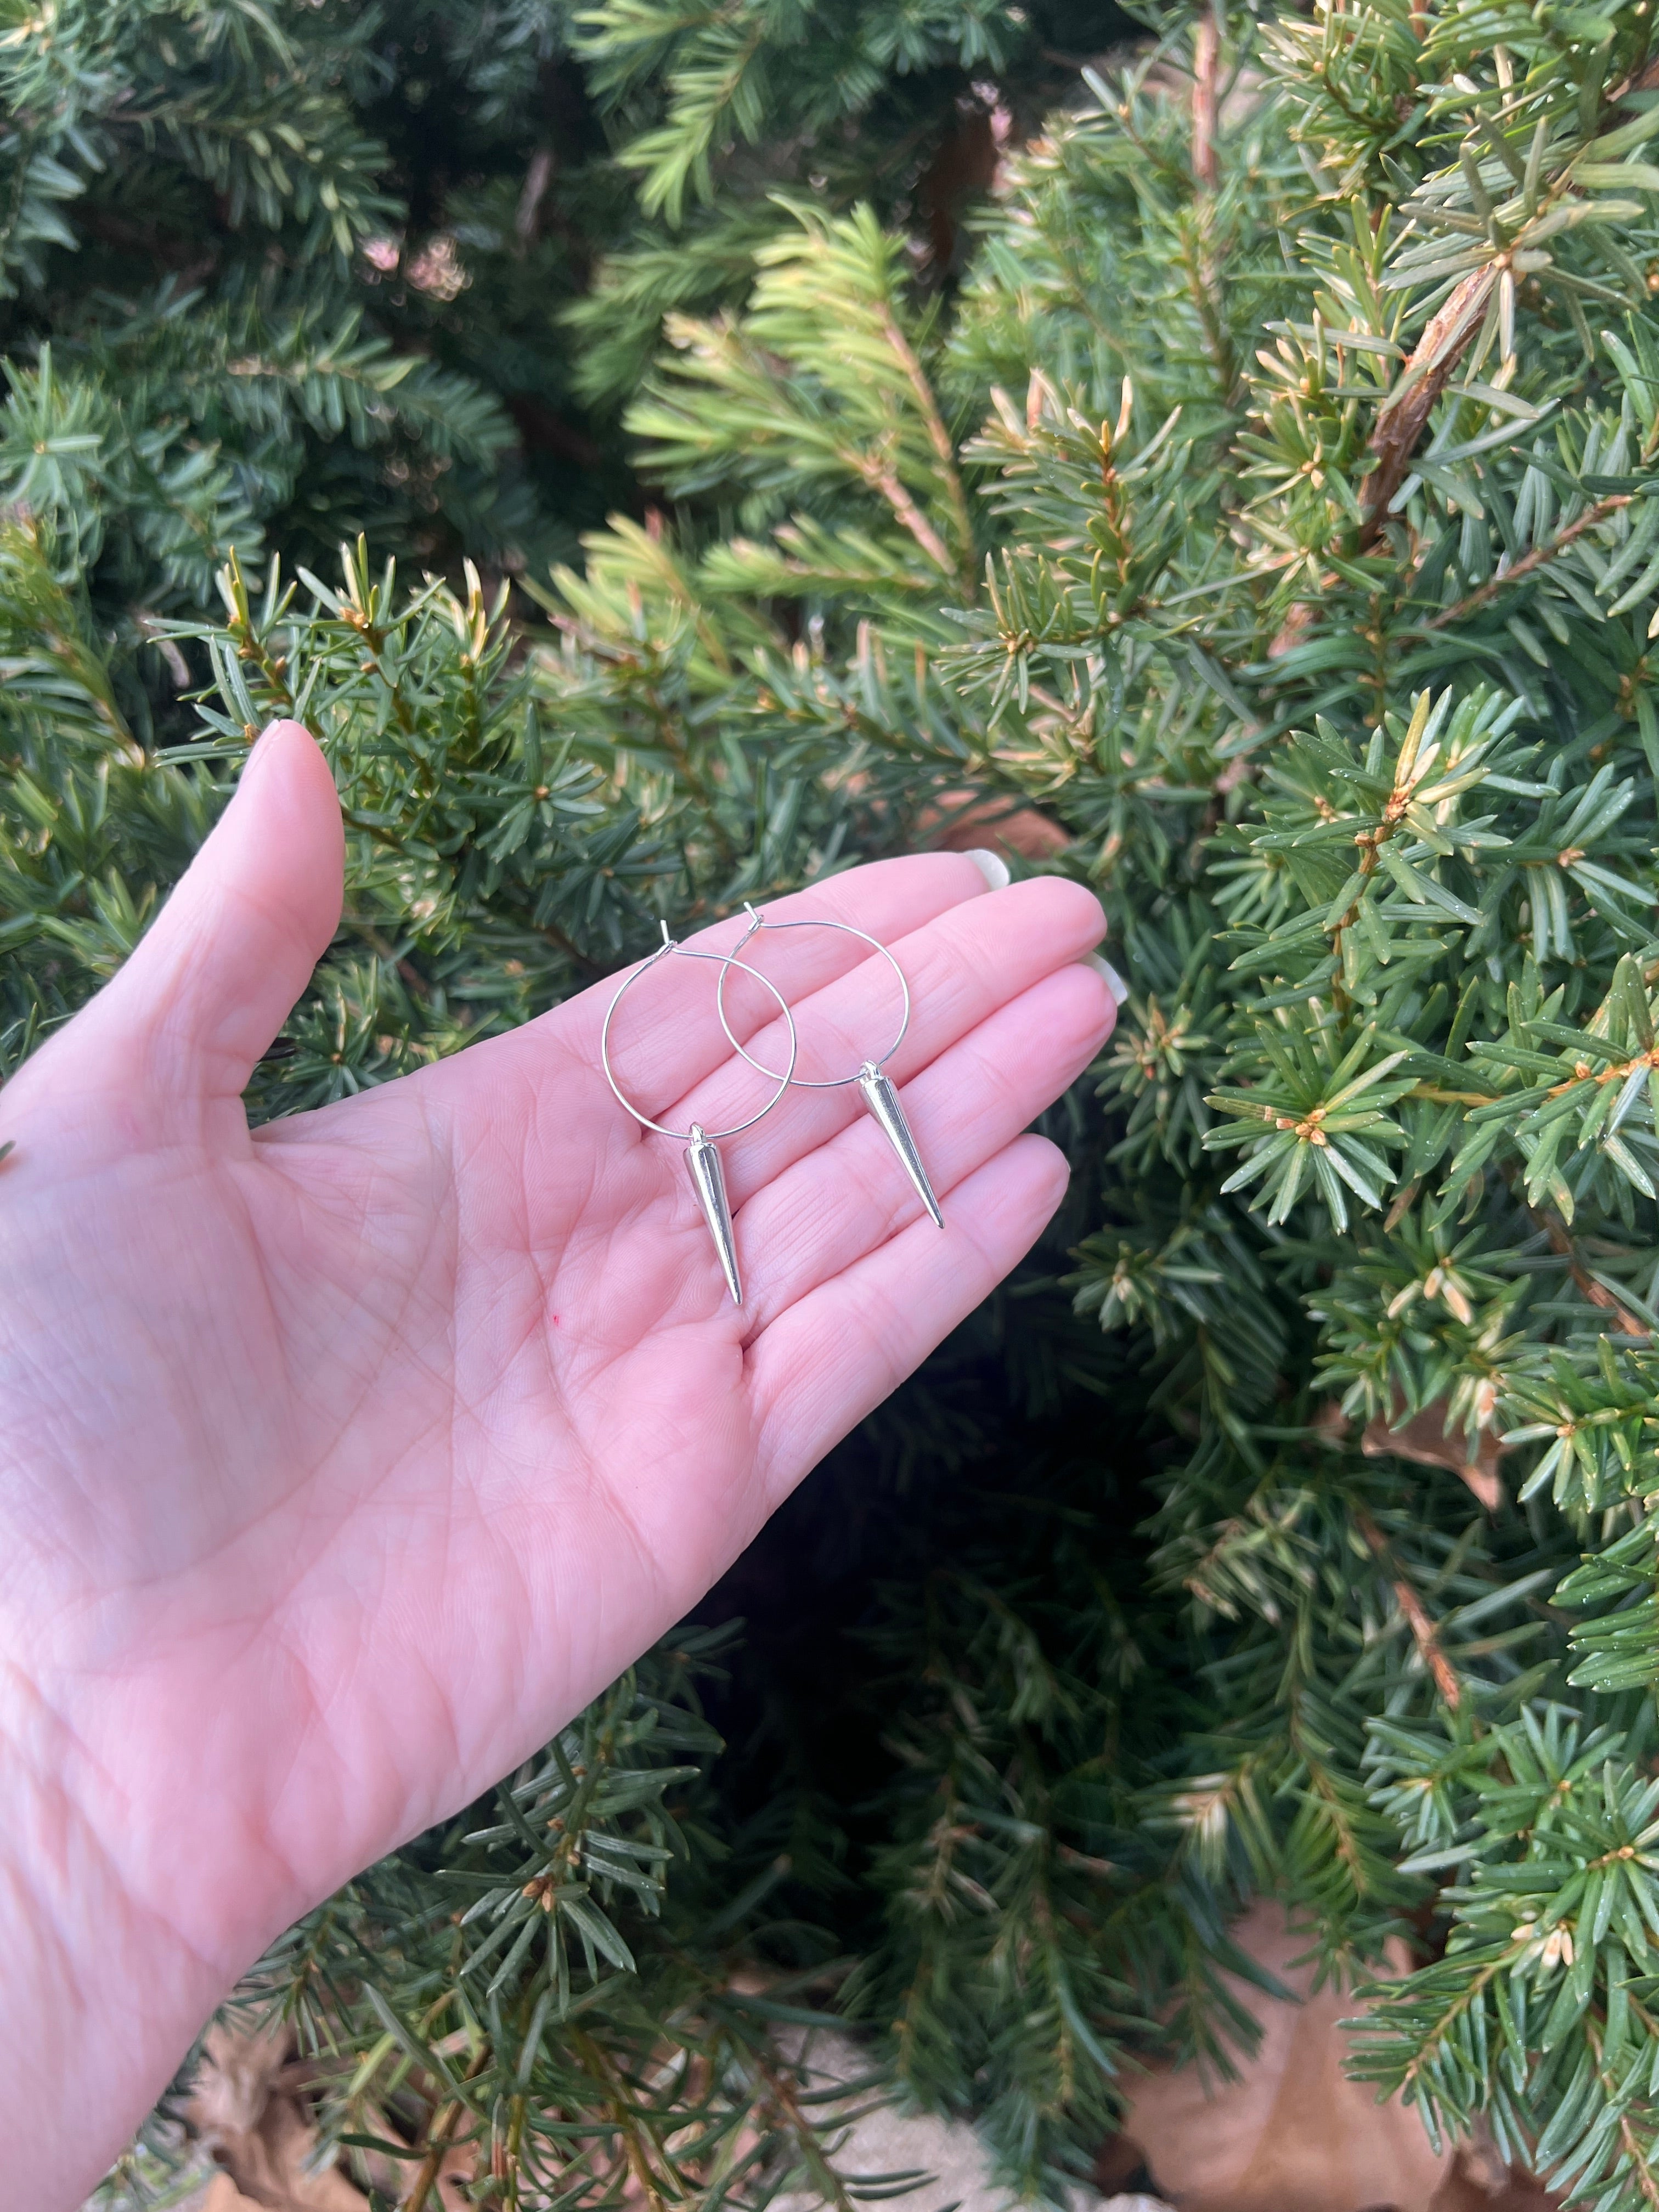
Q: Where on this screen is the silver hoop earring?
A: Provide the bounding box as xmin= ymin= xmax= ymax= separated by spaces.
xmin=715 ymin=904 xmax=943 ymax=1228
xmin=601 ymin=924 xmax=799 ymax=1307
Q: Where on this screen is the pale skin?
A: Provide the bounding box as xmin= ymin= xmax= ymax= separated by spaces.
xmin=0 ymin=721 xmax=1114 ymax=2207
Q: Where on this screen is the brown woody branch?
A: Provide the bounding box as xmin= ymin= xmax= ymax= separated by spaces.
xmin=1192 ymin=14 xmax=1220 ymax=191
xmin=1362 ymin=263 xmax=1497 ymax=544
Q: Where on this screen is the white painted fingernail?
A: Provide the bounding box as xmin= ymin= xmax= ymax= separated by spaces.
xmin=962 ymin=847 xmax=1010 ymax=891
xmin=1084 ymin=952 xmax=1129 ymax=1005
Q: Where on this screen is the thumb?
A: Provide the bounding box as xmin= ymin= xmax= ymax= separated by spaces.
xmin=87 ymin=720 xmax=345 ymax=1104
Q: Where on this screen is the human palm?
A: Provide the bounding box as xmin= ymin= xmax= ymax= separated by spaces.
xmin=0 ymin=725 xmax=1111 ymax=2204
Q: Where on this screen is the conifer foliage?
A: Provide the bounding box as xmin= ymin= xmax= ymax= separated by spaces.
xmin=21 ymin=1 xmax=1659 ymax=2207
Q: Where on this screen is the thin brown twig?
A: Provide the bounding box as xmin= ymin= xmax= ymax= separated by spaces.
xmin=874 ymin=307 xmax=977 ymax=592
xmin=1425 ymin=493 xmax=1633 ymax=628
xmin=1357 ymin=1509 xmax=1462 ymax=1708
xmin=404 ymin=2045 xmax=491 ymax=2212
xmin=751 ymin=2049 xmax=860 ymax=2212
xmin=1537 ymin=1207 xmax=1647 ymax=1336
xmin=567 ymin=2026 xmax=672 ymax=2212
xmin=850 ymin=449 xmax=961 ymax=579
xmin=1583 ymin=2016 xmax=1659 ymax=2209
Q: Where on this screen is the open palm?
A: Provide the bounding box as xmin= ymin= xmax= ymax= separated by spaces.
xmin=0 ymin=724 xmax=1113 ymax=2203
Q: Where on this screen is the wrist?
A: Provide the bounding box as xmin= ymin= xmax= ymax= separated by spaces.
xmin=0 ymin=1658 xmax=233 ymax=2208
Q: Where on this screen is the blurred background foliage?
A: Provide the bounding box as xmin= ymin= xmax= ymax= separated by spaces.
xmin=21 ymin=1 xmax=1659 ymax=2207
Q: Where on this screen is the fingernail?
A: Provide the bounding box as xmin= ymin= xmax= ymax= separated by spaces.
xmin=234 ymin=721 xmax=294 ymax=797
xmin=962 ymin=848 xmax=1010 ymax=891
xmin=1083 ymin=952 xmax=1128 ymax=1005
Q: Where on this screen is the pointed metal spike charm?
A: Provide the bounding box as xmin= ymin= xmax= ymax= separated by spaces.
xmin=857 ymin=1062 xmax=944 ymax=1228
xmin=686 ymin=1125 xmax=743 ymax=1305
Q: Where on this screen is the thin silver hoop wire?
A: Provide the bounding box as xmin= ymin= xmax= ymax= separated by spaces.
xmin=714 ymin=904 xmax=911 ymax=1091
xmin=601 ymin=924 xmax=799 ymax=1142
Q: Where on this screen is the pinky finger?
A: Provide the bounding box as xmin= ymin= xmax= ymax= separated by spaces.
xmin=747 ymin=1134 xmax=1070 ymax=1508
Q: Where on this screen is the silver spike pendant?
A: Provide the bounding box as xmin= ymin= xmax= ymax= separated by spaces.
xmin=686 ymin=1124 xmax=743 ymax=1305
xmin=856 ymin=1063 xmax=944 ymax=1228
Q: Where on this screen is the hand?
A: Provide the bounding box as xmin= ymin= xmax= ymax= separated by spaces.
xmin=0 ymin=722 xmax=1113 ymax=2206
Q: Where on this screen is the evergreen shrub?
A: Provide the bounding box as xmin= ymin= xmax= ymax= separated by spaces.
xmin=15 ymin=1 xmax=1659 ymax=2205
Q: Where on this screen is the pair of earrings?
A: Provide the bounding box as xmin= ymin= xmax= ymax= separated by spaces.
xmin=600 ymin=904 xmax=943 ymax=1306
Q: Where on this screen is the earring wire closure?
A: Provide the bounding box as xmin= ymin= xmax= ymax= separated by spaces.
xmin=601 ymin=921 xmax=800 ymax=1139
xmin=713 ymin=904 xmax=909 ymax=1086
